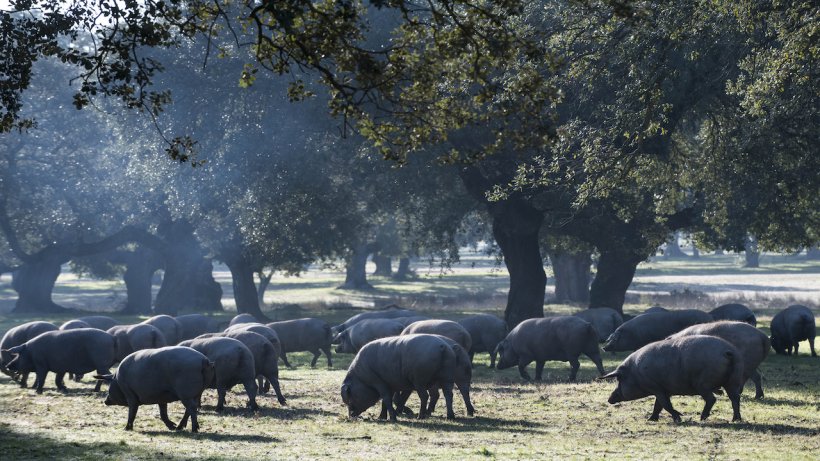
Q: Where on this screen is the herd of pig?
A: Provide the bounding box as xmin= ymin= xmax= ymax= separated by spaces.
xmin=0 ymin=303 xmax=816 ymax=432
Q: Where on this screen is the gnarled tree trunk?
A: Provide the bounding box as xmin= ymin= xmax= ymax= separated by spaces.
xmin=256 ymin=270 xmax=274 ymax=307
xmin=338 ymin=241 xmax=373 ymax=290
xmin=392 ymin=257 xmax=412 ymax=280
xmin=11 ymin=256 xmax=65 ymax=313
xmin=117 ymin=246 xmax=163 ymax=315
xmin=663 ymin=232 xmax=687 ymax=258
xmin=153 ymin=220 xmax=222 ymax=315
xmin=744 ymin=235 xmax=760 ymax=268
xmin=372 ymin=253 xmax=393 ymax=277
xmin=492 ymin=203 xmax=546 ymax=329
xmin=589 ymin=249 xmax=644 ymax=314
xmin=223 ymin=253 xmax=268 ymax=321
xmin=549 ymin=250 xmax=591 ymax=304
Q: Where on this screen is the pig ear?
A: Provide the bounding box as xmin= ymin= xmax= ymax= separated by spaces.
xmin=94 ymin=374 xmax=113 ymax=382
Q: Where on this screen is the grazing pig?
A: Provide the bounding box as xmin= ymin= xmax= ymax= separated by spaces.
xmin=644 ymin=306 xmax=669 ymax=314
xmin=401 ymin=319 xmax=472 ymax=352
xmin=603 ymin=309 xmax=713 ymax=352
xmin=77 ymin=316 xmax=119 ymax=331
xmin=221 ymin=330 xmax=287 ymax=406
xmin=228 ymin=313 xmax=260 ymax=327
xmin=0 ymin=321 xmax=58 ymax=386
xmin=332 ymin=306 xmax=419 ymax=335
xmin=341 ymin=334 xmax=457 ymax=421
xmin=178 ymin=337 xmax=258 ymax=411
xmin=108 ymin=324 xmax=168 ymax=362
xmin=141 ymin=315 xmax=182 ymax=345
xmin=601 ymin=335 xmax=744 ymax=422
xmin=175 ymin=314 xmax=221 ymax=341
xmin=95 ymin=346 xmax=215 ymax=432
xmin=266 ymin=318 xmax=334 ymax=368
xmin=334 ymin=319 xmax=405 ymax=354
xmin=496 ymin=316 xmax=604 ymax=381
xmin=573 ymin=308 xmax=623 ymax=344
xmin=3 ymin=328 xmax=116 ymax=393
xmin=709 ymin=303 xmax=757 ymax=326
xmin=395 ymin=335 xmax=474 ymax=417
xmin=60 ymin=320 xmax=92 ymax=330
xmin=457 ymin=314 xmax=507 ymax=367
xmin=669 ymin=321 xmax=770 ymax=399
xmin=770 ymin=305 xmax=816 ymax=356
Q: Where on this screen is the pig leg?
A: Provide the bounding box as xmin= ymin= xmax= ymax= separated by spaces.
xmin=321 ymin=346 xmax=333 ymax=368
xmin=699 ymin=391 xmax=716 ymax=421
xmin=258 ymin=376 xmax=268 ymax=394
xmin=457 ymin=383 xmax=475 ymax=416
xmin=655 ymin=393 xmax=682 ymax=423
xmin=428 ymin=388 xmax=440 ymax=415
xmin=809 ymin=337 xmax=816 ymax=357
xmin=468 ymin=351 xmax=476 ymax=368
xmin=158 ymin=403 xmax=177 ymax=430
xmin=125 ymin=402 xmax=139 ymax=430
xmin=415 ymin=388 xmax=429 ymax=419
xmin=34 ymin=368 xmax=48 ymax=394
xmin=216 ymin=386 xmax=227 ymax=412
xmin=726 ymin=387 xmax=742 ymax=422
xmin=375 ymin=384 xmax=397 ymax=421
xmin=587 ymin=352 xmax=605 ymax=376
xmin=534 ymin=361 xmax=545 ymax=381
xmin=751 ymin=369 xmax=764 ymax=399
xmin=185 ymin=399 xmax=200 ymax=433
xmin=18 ymin=371 xmax=29 ymax=388
xmin=243 ymin=378 xmax=259 ymax=411
xmin=794 ymin=342 xmax=799 ymax=355
xmin=309 ymin=349 xmax=322 ymax=367
xmin=394 ymin=390 xmax=415 ymax=416
xmin=648 ymin=398 xmax=663 ymax=421
xmin=55 ymin=372 xmax=68 ymax=392
xmin=441 ymin=383 xmax=456 ymax=420
xmin=267 ymin=374 xmax=287 ymax=405
xmin=517 ymin=357 xmax=532 ymax=381
xmin=568 ymin=358 xmax=580 ymax=382
xmin=281 ymin=353 xmax=293 ymax=369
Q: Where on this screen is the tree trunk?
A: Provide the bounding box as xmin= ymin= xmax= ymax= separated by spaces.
xmin=663 ymin=232 xmax=687 ymax=258
xmin=256 ymin=270 xmax=274 ymax=307
xmin=11 ymin=257 xmax=65 ymax=313
xmin=492 ymin=207 xmax=546 ymax=329
xmin=549 ymin=250 xmax=591 ymax=304
xmin=338 ymin=242 xmax=373 ymax=290
xmin=691 ymin=243 xmax=700 ymax=258
xmin=372 ymin=253 xmax=393 ymax=277
xmin=744 ymin=235 xmax=760 ymax=268
xmin=225 ymin=256 xmax=268 ymax=321
xmin=392 ymin=257 xmax=412 ymax=280
xmin=806 ymin=246 xmax=820 ymax=260
xmin=120 ymin=247 xmax=163 ymax=315
xmin=589 ymin=250 xmax=643 ymax=314
xmin=153 ymin=221 xmax=223 ymax=315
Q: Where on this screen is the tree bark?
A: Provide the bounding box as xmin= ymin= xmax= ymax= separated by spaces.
xmin=338 ymin=242 xmax=373 ymax=290
xmin=549 ymin=250 xmax=591 ymax=304
xmin=153 ymin=220 xmax=223 ymax=315
xmin=492 ymin=204 xmax=546 ymax=329
xmin=224 ymin=255 xmax=268 ymax=321
xmin=805 ymin=246 xmax=820 ymax=260
xmin=744 ymin=235 xmax=760 ymax=268
xmin=392 ymin=257 xmax=412 ymax=280
xmin=588 ymin=250 xmax=643 ymax=314
xmin=372 ymin=253 xmax=393 ymax=277
xmin=11 ymin=257 xmax=65 ymax=313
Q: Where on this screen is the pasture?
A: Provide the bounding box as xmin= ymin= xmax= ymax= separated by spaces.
xmin=1 ymin=255 xmax=818 ymax=459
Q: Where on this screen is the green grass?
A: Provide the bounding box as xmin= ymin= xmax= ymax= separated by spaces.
xmin=1 ymin=311 xmax=818 ymax=460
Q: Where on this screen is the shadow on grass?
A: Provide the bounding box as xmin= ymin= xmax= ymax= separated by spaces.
xmin=0 ymin=423 xmax=192 ymax=460
xmin=141 ymin=429 xmax=281 ymax=443
xmin=357 ymin=414 xmax=547 ymax=434
xmin=708 ymin=421 xmax=819 ymax=437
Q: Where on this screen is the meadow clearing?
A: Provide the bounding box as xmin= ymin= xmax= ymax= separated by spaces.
xmin=0 ymin=253 xmax=818 ymax=460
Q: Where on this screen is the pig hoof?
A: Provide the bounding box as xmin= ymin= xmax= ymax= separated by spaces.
xmin=277 ymin=398 xmax=287 ymax=406
xmin=648 ymin=415 xmax=659 ymax=422
xmin=165 ymin=422 xmax=176 ymax=430
xmin=125 ymin=425 xmax=133 ymax=431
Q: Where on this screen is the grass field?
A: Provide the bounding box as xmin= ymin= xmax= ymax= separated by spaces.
xmin=0 ymin=254 xmax=818 ymax=459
